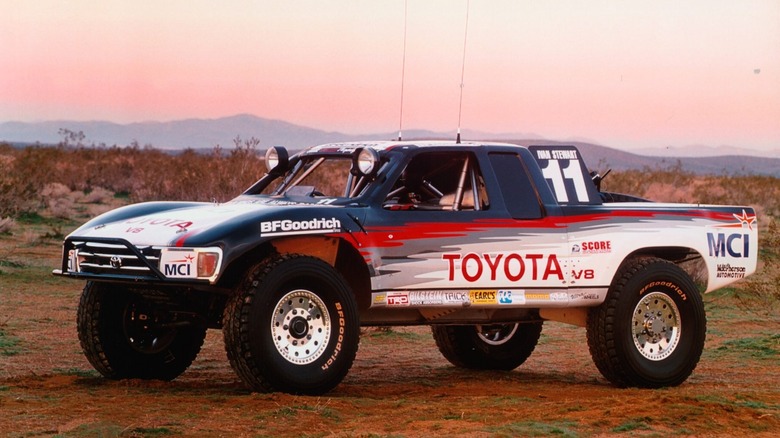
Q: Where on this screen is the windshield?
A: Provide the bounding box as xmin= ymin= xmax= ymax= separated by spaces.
xmin=264 ymin=155 xmax=371 ymax=199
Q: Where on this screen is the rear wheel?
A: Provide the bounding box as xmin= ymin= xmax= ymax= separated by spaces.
xmin=432 ymin=322 xmax=543 ymax=370
xmin=587 ymin=257 xmax=706 ymax=388
xmin=77 ymin=282 xmax=206 ymax=380
xmin=223 ymin=254 xmax=360 ymax=395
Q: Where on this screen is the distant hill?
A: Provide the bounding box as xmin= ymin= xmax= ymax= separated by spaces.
xmin=2 ymin=114 xmax=778 ymax=177
xmin=635 ymin=145 xmax=780 ymax=158
xmin=501 ymin=140 xmax=780 ymax=178
xmin=0 ymin=114 xmax=352 ymax=149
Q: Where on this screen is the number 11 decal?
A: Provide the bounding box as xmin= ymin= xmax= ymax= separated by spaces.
xmin=540 ymin=158 xmax=590 ymax=203
xmin=531 ymin=146 xmax=591 ymax=204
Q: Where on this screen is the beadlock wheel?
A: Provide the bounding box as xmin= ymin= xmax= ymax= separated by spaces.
xmin=223 ymin=254 xmax=360 ymax=395
xmin=632 ymin=291 xmax=681 ymax=361
xmin=271 ymin=289 xmax=331 ymax=365
xmin=586 ymin=257 xmax=706 ymax=388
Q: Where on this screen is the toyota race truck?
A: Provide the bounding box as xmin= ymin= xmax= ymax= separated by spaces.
xmin=53 ymin=141 xmax=759 ymax=395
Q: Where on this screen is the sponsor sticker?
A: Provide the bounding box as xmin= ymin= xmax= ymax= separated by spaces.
xmin=498 ymin=290 xmax=526 ymax=305
xmin=569 ymin=291 xmax=601 ymax=301
xmin=386 ymin=292 xmax=409 ymax=306
xmin=260 ymin=217 xmax=342 ymax=236
xmin=573 ymin=240 xmax=612 ymax=254
xmin=408 ymin=291 xmax=470 ymax=306
xmin=550 ymin=292 xmax=569 ymax=302
xmin=525 ymin=292 xmax=550 ymax=301
xmin=160 ymin=249 xmax=197 ymax=278
xmin=442 ymin=252 xmax=564 ymax=283
xmin=716 ymin=263 xmax=747 ymax=279
xmin=469 ymin=290 xmax=497 ymax=305
xmin=707 ymin=232 xmax=750 ymax=258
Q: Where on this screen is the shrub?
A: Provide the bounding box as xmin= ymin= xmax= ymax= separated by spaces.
xmin=81 ymin=187 xmax=113 ymax=204
xmin=40 ymin=183 xmax=77 ymax=219
xmin=0 ymin=217 xmax=15 ymax=234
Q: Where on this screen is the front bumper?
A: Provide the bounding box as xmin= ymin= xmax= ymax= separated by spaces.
xmin=53 ymin=236 xmax=221 ymax=285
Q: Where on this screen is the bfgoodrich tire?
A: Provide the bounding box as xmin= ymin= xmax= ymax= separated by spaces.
xmin=77 ymin=282 xmax=206 ymax=381
xmin=587 ymin=257 xmax=706 ymax=388
xmin=432 ymin=322 xmax=543 ymax=370
xmin=223 ymin=254 xmax=360 ymax=395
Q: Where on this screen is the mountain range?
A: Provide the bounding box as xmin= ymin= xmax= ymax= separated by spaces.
xmin=1 ymin=114 xmax=778 ymax=177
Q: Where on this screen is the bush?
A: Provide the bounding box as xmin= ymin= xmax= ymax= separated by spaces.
xmin=0 ymin=217 xmax=15 ymax=234
xmin=81 ymin=187 xmax=113 ymax=204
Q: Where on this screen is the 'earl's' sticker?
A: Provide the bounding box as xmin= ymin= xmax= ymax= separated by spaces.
xmin=469 ymin=290 xmax=497 ymax=305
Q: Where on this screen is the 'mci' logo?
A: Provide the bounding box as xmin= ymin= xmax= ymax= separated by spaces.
xmin=707 ymin=233 xmax=749 ymax=258
xmin=707 ymin=210 xmax=755 ymax=258
xmin=164 ymin=255 xmax=195 ymax=276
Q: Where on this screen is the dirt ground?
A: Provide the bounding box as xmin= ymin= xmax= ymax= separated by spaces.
xmin=1 ymin=224 xmax=779 ymax=437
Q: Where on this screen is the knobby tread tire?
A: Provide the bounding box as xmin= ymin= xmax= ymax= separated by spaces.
xmin=223 ymin=253 xmax=360 ymax=395
xmin=431 ymin=322 xmax=543 ymax=370
xmin=586 ymin=257 xmax=706 ymax=388
xmin=77 ymin=281 xmax=206 ymax=381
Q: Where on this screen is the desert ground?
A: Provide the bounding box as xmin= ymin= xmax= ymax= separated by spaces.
xmin=0 ymin=213 xmax=778 ymax=437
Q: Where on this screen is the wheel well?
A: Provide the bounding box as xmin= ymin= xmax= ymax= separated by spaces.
xmin=617 ymin=247 xmax=707 ymax=289
xmin=218 ymin=236 xmax=371 ymax=309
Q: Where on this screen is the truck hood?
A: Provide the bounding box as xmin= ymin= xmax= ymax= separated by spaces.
xmin=67 ymin=196 xmax=343 ymax=247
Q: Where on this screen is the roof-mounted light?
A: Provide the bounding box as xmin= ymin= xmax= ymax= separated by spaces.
xmin=354 ymin=147 xmax=380 ymax=177
xmin=265 ymin=146 xmax=289 ymax=173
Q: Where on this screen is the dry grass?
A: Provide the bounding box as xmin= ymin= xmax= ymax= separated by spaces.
xmin=0 ymin=137 xmax=265 ymax=217
xmin=1 ymin=140 xmax=777 ymax=309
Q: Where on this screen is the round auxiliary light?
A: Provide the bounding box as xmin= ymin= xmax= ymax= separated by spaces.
xmin=355 ymin=147 xmax=379 ymax=176
xmin=265 ymin=146 xmax=288 ymax=173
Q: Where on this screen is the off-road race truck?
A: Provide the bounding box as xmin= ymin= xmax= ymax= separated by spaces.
xmin=54 ymin=141 xmax=758 ymax=395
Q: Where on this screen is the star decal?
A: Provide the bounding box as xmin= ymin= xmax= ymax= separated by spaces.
xmin=184 ymin=254 xmax=195 ymax=263
xmin=733 ymin=210 xmax=756 ymax=231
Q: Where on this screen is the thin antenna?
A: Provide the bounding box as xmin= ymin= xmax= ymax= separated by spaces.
xmin=397 ymin=0 xmax=408 ymax=141
xmin=456 ymin=0 xmax=470 ymax=144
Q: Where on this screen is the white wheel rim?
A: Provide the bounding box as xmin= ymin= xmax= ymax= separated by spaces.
xmin=632 ymin=291 xmax=682 ymax=361
xmin=271 ymin=289 xmax=331 ymax=365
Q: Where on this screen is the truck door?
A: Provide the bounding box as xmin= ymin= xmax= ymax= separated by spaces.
xmin=360 ymin=148 xmax=570 ymax=308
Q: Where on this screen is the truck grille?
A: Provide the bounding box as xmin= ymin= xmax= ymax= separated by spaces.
xmin=74 ymin=241 xmax=161 ymax=275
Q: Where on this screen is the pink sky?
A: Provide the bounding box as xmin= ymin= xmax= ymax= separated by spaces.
xmin=2 ymin=0 xmax=779 ymax=153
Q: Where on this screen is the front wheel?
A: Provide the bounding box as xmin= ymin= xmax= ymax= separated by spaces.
xmin=77 ymin=282 xmax=207 ymax=380
xmin=432 ymin=322 xmax=543 ymax=370
xmin=223 ymin=254 xmax=360 ymax=395
xmin=587 ymin=257 xmax=706 ymax=388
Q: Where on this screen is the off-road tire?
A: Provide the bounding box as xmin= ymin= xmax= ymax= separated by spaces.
xmin=223 ymin=254 xmax=360 ymax=395
xmin=432 ymin=322 xmax=543 ymax=370
xmin=77 ymin=281 xmax=207 ymax=380
xmin=587 ymin=257 xmax=706 ymax=388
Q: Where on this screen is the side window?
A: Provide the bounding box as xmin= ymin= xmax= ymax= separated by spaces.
xmin=488 ymin=153 xmax=543 ymax=219
xmin=384 ymin=151 xmax=488 ymax=211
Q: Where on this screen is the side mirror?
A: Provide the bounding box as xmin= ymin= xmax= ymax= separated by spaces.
xmin=353 ymin=147 xmax=380 ymax=177
xmin=265 ymin=146 xmax=289 ymax=173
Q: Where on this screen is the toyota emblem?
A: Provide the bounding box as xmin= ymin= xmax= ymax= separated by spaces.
xmin=109 ymin=256 xmax=123 ymax=269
